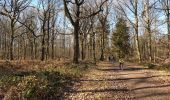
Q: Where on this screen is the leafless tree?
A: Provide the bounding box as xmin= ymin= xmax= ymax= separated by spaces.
xmin=63 ymin=0 xmax=108 ymax=63
xmin=0 ymin=0 xmax=31 ymax=60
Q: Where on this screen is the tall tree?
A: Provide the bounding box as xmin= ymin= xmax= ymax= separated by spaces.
xmin=63 ymin=0 xmax=108 ymax=63
xmin=158 ymin=0 xmax=170 ymax=58
xmin=37 ymin=0 xmax=56 ymax=61
xmin=112 ymin=17 xmax=130 ymax=58
xmin=98 ymin=1 xmax=110 ymax=61
xmin=117 ymin=0 xmax=142 ymax=62
xmin=142 ymin=0 xmax=157 ymax=62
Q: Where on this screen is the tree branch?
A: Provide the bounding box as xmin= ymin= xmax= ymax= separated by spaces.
xmin=63 ymin=0 xmax=75 ymax=25
xmin=80 ymin=0 xmax=108 ymax=19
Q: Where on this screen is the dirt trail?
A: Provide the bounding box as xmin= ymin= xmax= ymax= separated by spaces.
xmin=64 ymin=62 xmax=170 ymax=100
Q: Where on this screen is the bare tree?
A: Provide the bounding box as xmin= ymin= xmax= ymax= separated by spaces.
xmin=157 ymin=0 xmax=170 ymax=58
xmin=97 ymin=1 xmax=110 ymax=61
xmin=0 ymin=0 xmax=31 ymax=60
xmin=36 ymin=0 xmax=58 ymax=61
xmin=63 ymin=0 xmax=108 ymax=63
xmin=142 ymin=0 xmax=158 ymax=62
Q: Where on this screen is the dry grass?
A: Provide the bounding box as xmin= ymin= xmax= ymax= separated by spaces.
xmin=0 ymin=60 xmax=94 ymax=100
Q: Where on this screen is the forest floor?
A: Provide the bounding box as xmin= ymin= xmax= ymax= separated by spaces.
xmin=64 ymin=62 xmax=170 ymax=100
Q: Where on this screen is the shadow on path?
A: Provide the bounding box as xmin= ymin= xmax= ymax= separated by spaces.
xmin=97 ymin=67 xmax=148 ymax=72
xmin=135 ymin=92 xmax=170 ymax=99
xmin=69 ymin=88 xmax=129 ymax=93
xmin=65 ymin=62 xmax=170 ymax=99
xmin=74 ymin=75 xmax=170 ymax=82
xmin=132 ymin=84 xmax=170 ymax=91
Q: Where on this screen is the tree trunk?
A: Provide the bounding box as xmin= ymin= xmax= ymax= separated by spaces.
xmin=167 ymin=14 xmax=170 ymax=58
xmin=100 ymin=30 xmax=105 ymax=61
xmin=4 ymin=33 xmax=7 ymax=59
xmin=10 ymin=20 xmax=14 ymax=60
xmin=93 ymin=32 xmax=96 ymax=63
xmin=41 ymin=35 xmax=45 ymax=61
xmin=41 ymin=26 xmax=46 ymax=61
xmin=24 ymin=40 xmax=27 ymax=60
xmin=145 ymin=0 xmax=153 ymax=62
xmin=73 ymin=4 xmax=80 ymax=64
xmin=41 ymin=15 xmax=47 ymax=61
xmin=73 ymin=21 xmax=80 ymax=63
xmin=33 ymin=38 xmax=37 ymax=59
xmin=84 ymin=36 xmax=87 ymax=60
xmin=135 ymin=29 xmax=141 ymax=62
xmin=30 ymin=41 xmax=34 ymax=59
xmin=81 ymin=38 xmax=85 ymax=60
xmin=46 ymin=11 xmax=51 ymax=60
xmin=51 ymin=33 xmax=55 ymax=59
xmin=147 ymin=24 xmax=152 ymax=62
xmin=134 ymin=0 xmax=141 ymax=63
xmin=17 ymin=41 xmax=20 ymax=60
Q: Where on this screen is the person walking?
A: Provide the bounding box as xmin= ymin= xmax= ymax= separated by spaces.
xmin=108 ymin=56 xmax=111 ymax=62
xmin=112 ymin=56 xmax=115 ymax=64
xmin=119 ymin=58 xmax=124 ymax=70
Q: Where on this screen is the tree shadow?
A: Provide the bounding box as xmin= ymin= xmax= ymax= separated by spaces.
xmin=96 ymin=67 xmax=148 ymax=72
xmin=133 ymin=85 xmax=170 ymax=99
xmin=132 ymin=84 xmax=170 ymax=91
xmin=68 ymin=88 xmax=129 ymax=93
xmin=135 ymin=92 xmax=170 ymax=99
xmin=116 ymin=72 xmax=147 ymax=76
xmin=96 ymin=68 xmax=119 ymax=71
xmin=122 ymin=67 xmax=148 ymax=71
xmin=75 ymin=75 xmax=170 ymax=82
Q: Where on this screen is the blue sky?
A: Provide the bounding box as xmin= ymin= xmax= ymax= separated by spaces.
xmin=31 ymin=0 xmax=38 ymax=6
xmin=29 ymin=0 xmax=168 ymax=35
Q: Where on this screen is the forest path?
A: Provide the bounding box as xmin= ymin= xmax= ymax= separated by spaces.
xmin=64 ymin=62 xmax=170 ymax=100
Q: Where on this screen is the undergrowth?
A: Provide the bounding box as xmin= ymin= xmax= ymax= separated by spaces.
xmin=0 ymin=60 xmax=93 ymax=100
xmin=144 ymin=62 xmax=170 ymax=72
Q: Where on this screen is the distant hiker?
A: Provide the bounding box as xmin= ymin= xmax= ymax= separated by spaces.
xmin=112 ymin=56 xmax=116 ymax=64
xmin=119 ymin=58 xmax=124 ymax=70
xmin=108 ymin=56 xmax=111 ymax=62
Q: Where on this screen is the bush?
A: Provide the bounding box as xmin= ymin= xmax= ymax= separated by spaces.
xmin=157 ymin=64 xmax=170 ymax=71
xmin=147 ymin=63 xmax=157 ymax=69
